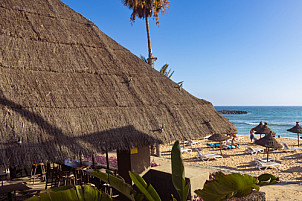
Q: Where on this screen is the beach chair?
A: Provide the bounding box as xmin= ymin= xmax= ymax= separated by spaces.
xmin=255 ymin=161 xmax=281 ymax=171
xmin=206 ymin=143 xmax=221 ymax=149
xmin=221 ymin=139 xmax=232 ymax=145
xmin=246 ymin=147 xmax=265 ymax=155
xmin=184 ymin=140 xmax=201 ymax=146
xmin=180 ymin=147 xmax=192 ymax=153
xmin=202 ymin=135 xmax=211 ymax=140
xmin=282 ymin=142 xmax=302 ymax=152
xmin=195 ymin=150 xmax=223 ymax=161
xmin=235 ymin=136 xmax=244 ymax=141
xmin=254 ymin=158 xmax=275 ymax=163
xmin=222 ymin=144 xmax=240 ymax=150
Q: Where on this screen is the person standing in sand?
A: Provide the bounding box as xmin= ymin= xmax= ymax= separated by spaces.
xmin=250 ymin=129 xmax=255 ymax=142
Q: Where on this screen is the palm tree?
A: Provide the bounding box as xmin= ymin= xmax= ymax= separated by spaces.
xmin=122 ymin=0 xmax=169 ymax=68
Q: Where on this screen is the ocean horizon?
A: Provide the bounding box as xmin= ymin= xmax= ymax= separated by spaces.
xmin=214 ymin=106 xmax=302 ymax=139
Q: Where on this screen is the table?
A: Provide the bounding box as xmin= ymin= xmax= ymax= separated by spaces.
xmin=64 ymin=160 xmax=92 ymax=169
xmin=0 ymin=183 xmax=31 ymax=201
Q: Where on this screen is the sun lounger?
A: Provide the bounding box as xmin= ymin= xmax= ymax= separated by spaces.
xmin=221 ymin=139 xmax=232 ymax=145
xmin=167 ymin=147 xmax=192 ymax=153
xmin=181 ymin=148 xmax=192 ymax=153
xmin=235 ymin=136 xmax=244 ymax=141
xmin=246 ymin=147 xmax=265 ymax=155
xmin=195 ymin=150 xmax=223 ymax=161
xmin=255 ymin=161 xmax=281 ymax=171
xmin=222 ymin=144 xmax=240 ymax=149
xmin=254 ymin=158 xmax=275 ymax=163
xmin=206 ymin=143 xmax=221 ymax=149
xmin=184 ymin=140 xmax=201 ymax=146
xmin=202 ymin=135 xmax=211 ymax=140
xmin=283 ymin=142 xmax=302 ymax=152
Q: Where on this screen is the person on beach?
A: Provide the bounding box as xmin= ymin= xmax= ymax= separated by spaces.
xmin=231 ymin=133 xmax=239 ymax=148
xmin=250 ymin=129 xmax=255 ymax=142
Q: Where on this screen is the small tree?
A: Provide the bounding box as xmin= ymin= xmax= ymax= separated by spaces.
xmin=122 ymin=0 xmax=169 ymax=68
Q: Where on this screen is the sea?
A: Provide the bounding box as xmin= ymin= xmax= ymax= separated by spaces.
xmin=214 ymin=106 xmax=302 ymax=139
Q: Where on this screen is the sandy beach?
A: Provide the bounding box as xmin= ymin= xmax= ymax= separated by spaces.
xmin=160 ymin=136 xmax=302 ymax=181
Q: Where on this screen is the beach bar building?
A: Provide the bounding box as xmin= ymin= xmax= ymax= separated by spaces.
xmin=0 ymin=0 xmax=236 ymax=186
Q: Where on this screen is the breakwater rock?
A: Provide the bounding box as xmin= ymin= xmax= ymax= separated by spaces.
xmin=218 ymin=110 xmax=248 ymax=114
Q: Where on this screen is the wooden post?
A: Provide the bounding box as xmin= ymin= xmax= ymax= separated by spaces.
xmin=156 ymin=144 xmax=161 ymax=157
xmin=266 ymin=147 xmax=269 ymax=162
xmin=105 ymin=147 xmax=109 ymax=170
xmin=92 ymin=155 xmax=95 ymax=169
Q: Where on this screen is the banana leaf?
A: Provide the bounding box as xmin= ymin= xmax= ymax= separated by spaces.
xmin=171 ymin=140 xmax=190 ymax=201
xmin=129 ymin=171 xmax=161 ymax=201
xmin=257 ymin=173 xmax=279 ymax=186
xmin=26 ymin=184 xmax=112 ymax=201
xmin=195 ymin=172 xmax=259 ymax=201
xmin=92 ymin=171 xmax=135 ymax=201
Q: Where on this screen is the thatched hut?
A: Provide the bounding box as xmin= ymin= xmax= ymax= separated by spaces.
xmin=0 ymin=0 xmax=236 ymax=176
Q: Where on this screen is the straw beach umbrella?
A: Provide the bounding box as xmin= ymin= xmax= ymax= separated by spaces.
xmin=255 ymin=131 xmax=282 ymax=162
xmin=287 ymin=122 xmax=302 ymax=147
xmin=252 ymin=121 xmax=264 ymax=138
xmin=254 ymin=122 xmax=273 ymax=139
xmin=208 ymin=134 xmax=231 ymax=155
xmin=0 ymin=0 xmax=237 ymax=168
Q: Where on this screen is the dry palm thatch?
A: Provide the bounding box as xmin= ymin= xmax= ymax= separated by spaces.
xmin=287 ymin=122 xmax=302 ymax=146
xmin=208 ymin=134 xmax=230 ymax=142
xmin=255 ymin=131 xmax=282 ymax=162
xmin=254 ymin=122 xmax=273 ymax=138
xmin=252 ymin=121 xmax=264 ymax=133
xmin=0 ymin=0 xmax=236 ymax=167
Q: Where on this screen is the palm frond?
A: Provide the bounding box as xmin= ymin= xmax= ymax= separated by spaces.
xmin=140 ymin=55 xmax=148 ymax=63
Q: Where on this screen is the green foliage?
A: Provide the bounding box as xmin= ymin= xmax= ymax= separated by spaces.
xmin=92 ymin=140 xmax=190 ymax=201
xmin=122 ymin=0 xmax=169 ymax=25
xmin=171 ymin=140 xmax=190 ymax=201
xmin=140 ymin=55 xmax=148 ymax=63
xmin=26 ymin=184 xmax=112 ymax=201
xmin=195 ymin=172 xmax=259 ymax=201
xmin=140 ymin=54 xmax=174 ymax=78
xmin=159 ymin=64 xmax=174 ymax=78
xmin=257 ymin=173 xmax=279 ymax=186
xmin=92 ymin=171 xmax=135 ymax=201
xmin=129 ymin=171 xmax=161 ymax=201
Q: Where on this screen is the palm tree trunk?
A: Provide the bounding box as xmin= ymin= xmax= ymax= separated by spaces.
xmin=145 ymin=17 xmax=156 ymax=68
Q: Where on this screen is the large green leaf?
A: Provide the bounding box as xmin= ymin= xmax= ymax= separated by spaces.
xmin=26 ymin=184 xmax=112 ymax=201
xmin=42 ymin=185 xmax=74 ymax=193
xmin=257 ymin=173 xmax=279 ymax=186
xmin=171 ymin=140 xmax=190 ymax=201
xmin=195 ymin=172 xmax=259 ymax=201
xmin=129 ymin=171 xmax=161 ymax=201
xmin=92 ymin=171 xmax=135 ymax=201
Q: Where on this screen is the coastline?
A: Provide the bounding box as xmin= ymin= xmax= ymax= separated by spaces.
xmin=160 ymin=136 xmax=302 ymax=181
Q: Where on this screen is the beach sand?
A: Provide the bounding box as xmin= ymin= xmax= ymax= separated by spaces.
xmin=160 ymin=136 xmax=302 ymax=181
xmin=151 ymin=156 xmax=302 ymax=201
xmin=149 ymin=136 xmax=302 ymax=200
xmin=105 ymin=136 xmax=302 ymax=200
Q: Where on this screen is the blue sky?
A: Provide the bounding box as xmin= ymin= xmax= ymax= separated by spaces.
xmin=61 ymin=0 xmax=302 ymax=106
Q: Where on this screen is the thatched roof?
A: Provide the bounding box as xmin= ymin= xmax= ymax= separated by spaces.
xmin=208 ymin=134 xmax=230 ymax=142
xmin=0 ymin=0 xmax=236 ymax=167
xmin=287 ymin=122 xmax=302 ymax=134
xmin=255 ymin=132 xmax=282 ymax=149
xmin=255 ymin=122 xmax=272 ymax=134
xmin=252 ymin=121 xmax=263 ymax=132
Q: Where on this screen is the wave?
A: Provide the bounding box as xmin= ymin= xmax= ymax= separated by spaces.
xmin=231 ymin=121 xmax=295 ymax=127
